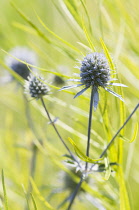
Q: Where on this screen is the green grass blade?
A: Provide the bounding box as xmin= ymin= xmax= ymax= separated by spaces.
xmin=119 ymin=168 xmax=131 ymax=210
xmin=2 ymin=170 xmax=9 ymax=210
xmin=100 ymin=38 xmax=115 ymax=70
xmin=129 ymin=123 xmax=138 ymax=143
xmin=30 ymin=178 xmax=55 ymax=210
xmin=63 ymin=0 xmax=82 ymax=26
xmin=30 ymin=194 xmax=38 ymax=210
xmin=34 ymin=11 xmax=80 ymax=53
xmin=22 ymin=185 xmax=31 ymax=210
xmin=12 ymin=22 xmax=37 ymax=36
xmin=10 ymin=1 xmax=51 ymax=44
xmin=82 ymin=18 xmax=96 ymax=51
xmin=51 ymin=0 xmax=83 ymax=40
xmin=80 ymin=0 xmax=92 ymax=34
xmin=1 ymin=49 xmax=70 ymax=79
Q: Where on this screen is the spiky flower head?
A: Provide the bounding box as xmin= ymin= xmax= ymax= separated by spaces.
xmin=60 ymin=52 xmax=126 ymax=109
xmin=5 ymin=46 xmax=37 ymax=80
xmin=80 ymin=53 xmax=110 ymax=88
xmin=25 ymin=74 xmax=50 ymax=99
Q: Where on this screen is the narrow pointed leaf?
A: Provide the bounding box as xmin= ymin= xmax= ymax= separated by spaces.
xmin=100 ymin=38 xmax=115 ymax=71
xmin=74 ymin=87 xmax=89 ymax=98
xmin=60 ymin=84 xmax=83 ymax=91
xmin=109 ymin=83 xmax=127 ymax=87
xmin=129 ymin=123 xmax=138 ymax=143
xmin=82 ymin=18 xmax=96 ymax=51
xmin=34 ymin=10 xmax=80 ymax=53
xmin=30 ymin=178 xmax=55 ymax=210
xmin=105 ymin=88 xmax=124 ymax=102
xmin=93 ymin=88 xmax=99 ymax=110
xmin=68 ymin=138 xmax=103 ymax=163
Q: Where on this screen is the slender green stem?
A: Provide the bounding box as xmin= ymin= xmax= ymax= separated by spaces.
xmin=90 ymin=102 xmax=139 ymax=170
xmin=85 ymin=86 xmax=94 ymax=171
xmin=40 ymin=97 xmax=80 ymax=166
xmin=67 ymin=177 xmax=83 ymax=210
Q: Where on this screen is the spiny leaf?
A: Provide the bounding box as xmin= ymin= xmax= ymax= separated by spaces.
xmin=68 ymin=137 xmax=103 ymax=163
xmin=2 ymin=170 xmax=9 ymax=210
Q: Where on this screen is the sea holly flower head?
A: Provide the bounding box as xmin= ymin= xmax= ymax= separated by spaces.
xmin=24 ymin=74 xmax=50 ymax=99
xmin=60 ymin=52 xmax=127 ymax=109
xmin=5 ymin=46 xmax=37 ymax=80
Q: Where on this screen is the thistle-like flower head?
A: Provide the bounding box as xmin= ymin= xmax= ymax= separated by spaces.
xmin=24 ymin=74 xmax=50 ymax=99
xmin=80 ymin=53 xmax=110 ymax=88
xmin=5 ymin=46 xmax=37 ymax=80
xmin=60 ymin=52 xmax=126 ymax=109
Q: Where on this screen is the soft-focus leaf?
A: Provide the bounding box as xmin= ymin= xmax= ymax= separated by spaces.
xmin=30 ymin=178 xmax=55 ymax=210
xmin=129 ymin=123 xmax=138 ymax=143
xmin=68 ymin=137 xmax=103 ymax=162
xmin=2 ymin=170 xmax=9 ymax=210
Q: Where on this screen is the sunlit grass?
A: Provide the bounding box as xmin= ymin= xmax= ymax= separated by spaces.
xmin=0 ymin=0 xmax=139 ymax=209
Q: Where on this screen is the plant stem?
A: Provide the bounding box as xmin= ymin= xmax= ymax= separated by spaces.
xmin=85 ymin=86 xmax=94 ymax=171
xmin=40 ymin=97 xmax=80 ymax=166
xmin=100 ymin=102 xmax=139 ymax=158
xmin=67 ymin=177 xmax=83 ymax=210
xmin=90 ymin=102 xmax=139 ymax=170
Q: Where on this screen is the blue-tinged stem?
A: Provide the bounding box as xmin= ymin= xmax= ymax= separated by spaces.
xmin=40 ymin=97 xmax=80 ymax=167
xmin=85 ymin=86 xmax=94 ymax=171
xmin=90 ymin=102 xmax=139 ymax=171
xmin=67 ymin=177 xmax=83 ymax=210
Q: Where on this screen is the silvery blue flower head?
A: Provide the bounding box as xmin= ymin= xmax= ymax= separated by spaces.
xmin=60 ymin=52 xmax=126 ymax=109
xmin=24 ymin=74 xmax=50 ymax=99
xmin=5 ymin=46 xmax=37 ymax=80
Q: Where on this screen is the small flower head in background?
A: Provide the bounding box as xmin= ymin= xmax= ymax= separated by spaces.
xmin=24 ymin=74 xmax=50 ymax=99
xmin=53 ymin=75 xmax=65 ymax=86
xmin=5 ymin=46 xmax=37 ymax=80
xmin=52 ymin=65 xmax=70 ymax=86
xmin=60 ymin=52 xmax=127 ymax=109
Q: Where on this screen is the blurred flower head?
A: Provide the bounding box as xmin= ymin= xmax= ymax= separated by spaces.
xmin=60 ymin=52 xmax=126 ymax=109
xmin=24 ymin=74 xmax=50 ymax=99
xmin=5 ymin=46 xmax=37 ymax=80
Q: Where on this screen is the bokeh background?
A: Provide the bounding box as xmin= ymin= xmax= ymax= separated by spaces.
xmin=0 ymin=0 xmax=139 ymax=209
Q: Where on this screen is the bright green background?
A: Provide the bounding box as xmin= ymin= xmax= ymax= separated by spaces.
xmin=0 ymin=0 xmax=139 ymax=209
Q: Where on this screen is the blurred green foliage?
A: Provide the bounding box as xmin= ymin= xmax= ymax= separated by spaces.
xmin=0 ymin=0 xmax=139 ymax=209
